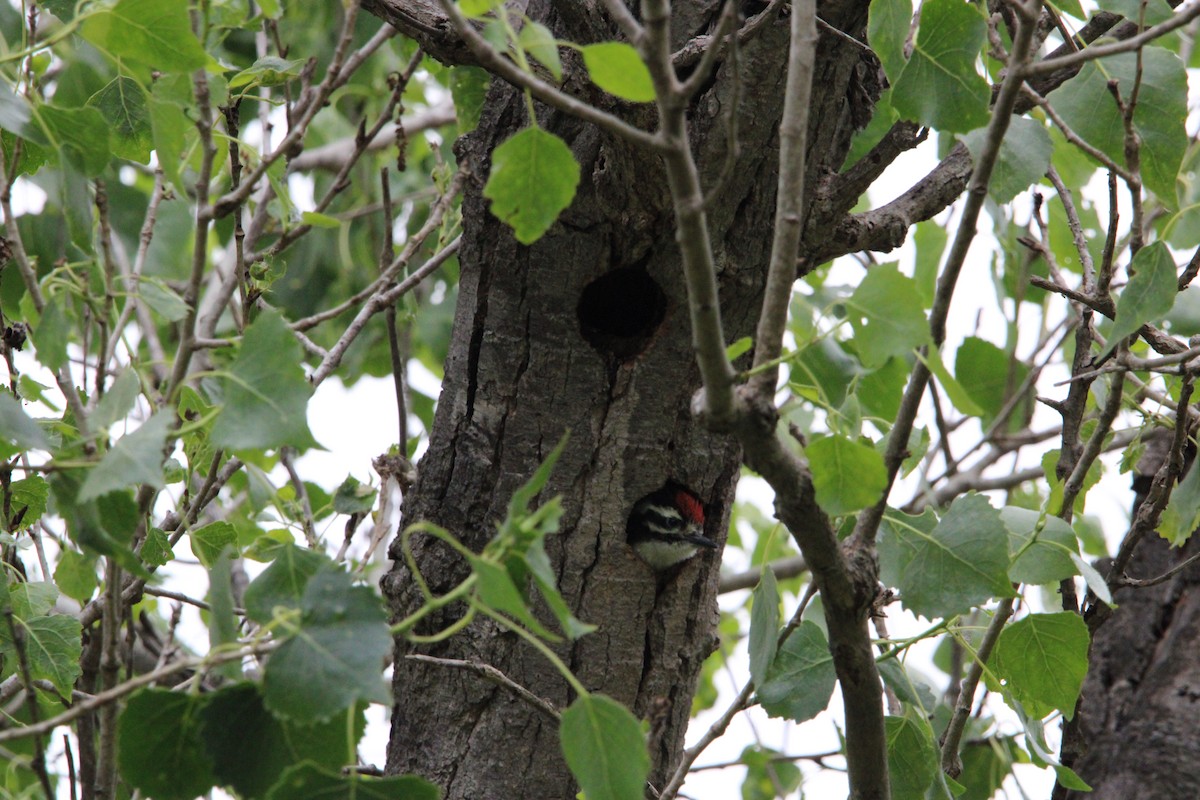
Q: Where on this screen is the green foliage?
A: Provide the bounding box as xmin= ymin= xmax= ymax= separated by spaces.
xmin=748 ymin=568 xmax=781 ymax=685
xmin=890 ymin=0 xmax=989 ymax=132
xmin=886 ymin=712 xmax=940 ymax=799
xmin=879 ymin=496 xmax=1014 ymax=620
xmin=262 ymin=567 xmax=391 ymax=723
xmin=1048 ymin=48 xmax=1186 ymax=205
xmin=210 ymin=311 xmax=318 ymax=451
xmin=581 ymin=43 xmax=656 ymax=103
xmin=117 ymin=690 xmax=216 ymax=800
xmin=993 ymin=613 xmax=1090 ymax=719
xmin=560 ymin=694 xmax=650 ymax=800
xmin=483 ymin=126 xmax=581 ymax=244
xmin=807 ymin=434 xmax=888 ymax=515
xmin=757 ymin=621 xmax=837 ymax=722
xmin=1105 ymin=241 xmax=1179 ymax=355
xmin=961 ymin=118 xmax=1053 ymax=204
xmin=739 ymin=745 xmax=803 ymax=800
xmin=843 ymin=264 xmax=930 ymax=368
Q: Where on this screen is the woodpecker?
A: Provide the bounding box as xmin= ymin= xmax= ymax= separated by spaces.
xmin=626 ymin=483 xmax=718 ymax=570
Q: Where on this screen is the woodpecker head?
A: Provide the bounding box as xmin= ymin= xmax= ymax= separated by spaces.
xmin=626 ymin=483 xmax=718 ymax=570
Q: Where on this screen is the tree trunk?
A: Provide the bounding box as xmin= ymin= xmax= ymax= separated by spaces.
xmin=1063 ymin=448 xmax=1200 ymax=799
xmin=368 ymin=2 xmax=878 ymax=796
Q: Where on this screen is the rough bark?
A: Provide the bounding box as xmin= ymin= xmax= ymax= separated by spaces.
xmin=1063 ymin=445 xmax=1200 ymax=800
xmin=1062 ymin=536 xmax=1200 ymax=799
xmin=366 ymin=1 xmax=881 ymax=797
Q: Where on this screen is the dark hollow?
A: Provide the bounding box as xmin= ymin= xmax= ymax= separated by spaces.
xmin=576 ymin=267 xmax=667 ymax=360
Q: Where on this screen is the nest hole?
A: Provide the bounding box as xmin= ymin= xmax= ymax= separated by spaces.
xmin=577 ymin=267 xmax=667 ymax=360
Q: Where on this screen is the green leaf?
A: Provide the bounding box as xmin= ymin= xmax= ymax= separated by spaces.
xmin=263 ymin=568 xmax=390 ymax=723
xmin=87 ymin=76 xmax=152 ymax=163
xmin=10 ymin=581 xmax=57 ymax=618
xmin=81 ymin=0 xmax=208 ymax=73
xmin=1001 ymin=507 xmax=1078 ymax=585
xmin=483 ymin=127 xmax=581 ymax=244
xmin=190 ymin=521 xmax=239 ymax=569
xmin=139 ymin=279 xmax=190 ymax=322
xmin=891 ymin=0 xmax=989 ymax=133
xmin=34 ymin=295 xmax=69 ymax=372
xmin=844 ymin=263 xmax=930 ymax=368
xmin=1070 ymin=552 xmax=1113 ymax=606
xmin=470 ymin=557 xmax=559 ymax=641
xmin=79 ymin=411 xmax=172 ymax=501
xmin=581 ymin=42 xmax=655 ymax=103
xmin=49 ymin=472 xmax=152 ymax=578
xmin=117 ymin=689 xmax=215 ymax=800
xmin=333 ymin=475 xmax=376 ymax=515
xmin=858 ymin=356 xmax=908 ymax=423
xmin=265 ymin=763 xmax=440 ymax=800
xmin=918 ymin=347 xmax=985 ymax=417
xmin=757 ymin=621 xmax=837 ymax=722
xmin=559 ymin=694 xmax=650 ymax=800
xmin=994 ymin=612 xmax=1089 ymax=719
xmin=789 ymin=337 xmax=863 ymax=408
xmin=886 ymin=713 xmax=939 ymax=799
xmin=229 ymin=56 xmax=305 ymax=90
xmin=961 ymin=117 xmax=1053 ymax=204
xmin=725 ymin=335 xmax=753 ymax=362
xmin=954 ymin=337 xmax=1031 ymax=428
xmin=449 ymin=66 xmax=490 ymax=134
xmin=141 ymin=527 xmax=174 ymax=568
xmin=1048 ymin=48 xmax=1186 ymax=205
xmin=244 ymin=544 xmax=332 ymax=623
xmin=877 ymin=657 xmax=937 ymax=712
xmin=1105 ymin=0 xmax=1174 ymax=26
xmin=868 ymin=0 xmax=911 ymax=84
xmin=37 ymin=104 xmax=111 ymax=177
xmin=211 ymin=310 xmax=317 ymax=451
xmin=149 ymin=92 xmax=190 ymax=191
xmin=1105 ymin=241 xmax=1178 ymax=355
xmin=956 ymin=737 xmax=1019 ymax=800
xmin=459 ymin=0 xmax=503 ymax=17
xmin=748 ymin=567 xmax=781 ymax=686
xmin=206 ymin=549 xmax=240 ymax=680
xmin=913 ymin=219 xmax=946 ymax=307
xmin=806 ymin=434 xmax=888 ymax=515
xmin=0 ymin=614 xmax=82 ymax=696
xmin=878 ymin=495 xmax=1014 ymax=619
xmin=739 ymin=745 xmax=803 ymax=800
xmin=54 ymin=549 xmax=98 ymax=602
xmin=299 ymin=210 xmax=341 ymax=229
xmin=91 ymin=369 xmax=142 ymax=433
xmin=199 ymin=683 xmax=366 ymax=800
xmin=519 ymin=21 xmax=562 ymax=81
xmin=0 ymin=391 xmax=50 ymax=452
xmin=0 ymin=82 xmax=36 ymax=140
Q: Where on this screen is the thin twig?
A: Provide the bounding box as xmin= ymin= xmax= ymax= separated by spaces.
xmin=405 ymin=654 xmax=560 ymax=720
xmin=939 ymin=597 xmax=1015 ymax=776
